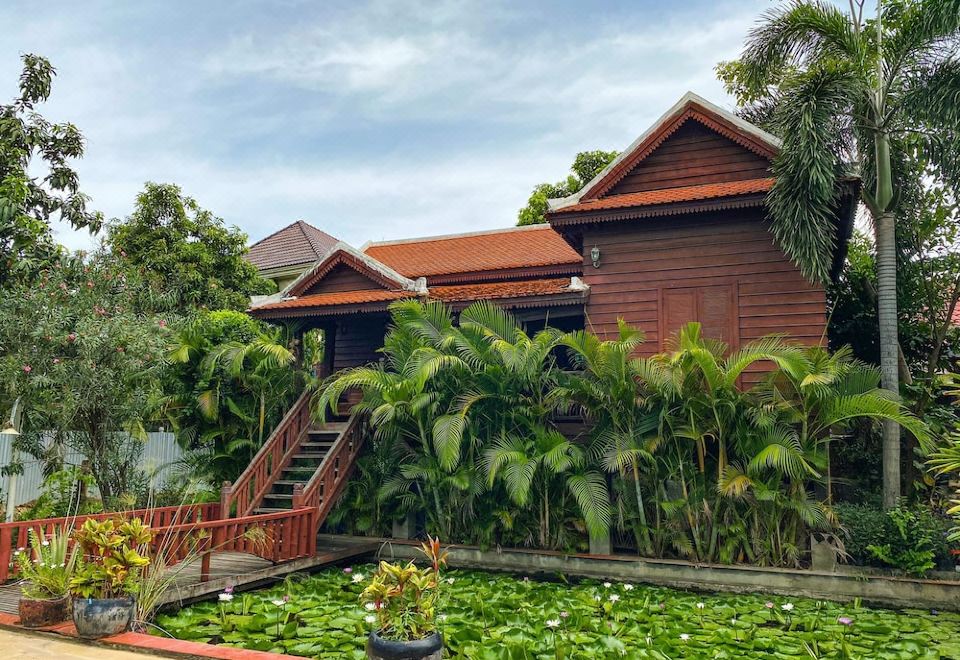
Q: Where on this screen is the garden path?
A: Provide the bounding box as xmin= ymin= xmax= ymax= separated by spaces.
xmin=0 ymin=628 xmax=156 ymax=658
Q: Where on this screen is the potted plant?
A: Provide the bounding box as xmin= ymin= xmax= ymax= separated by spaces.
xmin=14 ymin=527 xmax=78 ymax=627
xmin=68 ymin=517 xmax=152 ymax=639
xmin=360 ymin=537 xmax=447 ymax=660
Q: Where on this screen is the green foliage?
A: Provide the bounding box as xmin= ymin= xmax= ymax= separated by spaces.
xmin=0 ymin=251 xmax=172 ymax=503
xmin=516 ymin=150 xmax=618 ymax=226
xmin=163 ymin=311 xmax=300 ymax=485
xmin=835 ymin=502 xmax=955 ymax=573
xmin=14 ymin=526 xmax=79 ymax=600
xmin=866 ymin=507 xmax=938 ymax=576
xmin=69 ymin=517 xmax=152 ymax=599
xmin=107 ymin=182 xmax=273 ymax=312
xmin=360 ymin=539 xmax=447 ymax=642
xmin=156 ymin=563 xmax=960 ymax=658
xmin=0 ymin=54 xmax=102 ymax=287
xmin=18 ymin=467 xmax=100 ymax=521
xmin=318 ymin=301 xmax=927 ymax=565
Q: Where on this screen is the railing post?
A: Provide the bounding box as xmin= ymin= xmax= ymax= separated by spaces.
xmin=220 ymin=481 xmax=233 ymax=519
xmin=292 ymin=484 xmax=305 ymax=509
xmin=200 ymin=534 xmax=212 ymax=582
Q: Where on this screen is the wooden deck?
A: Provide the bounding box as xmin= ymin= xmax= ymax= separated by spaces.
xmin=0 ymin=536 xmax=380 ymax=615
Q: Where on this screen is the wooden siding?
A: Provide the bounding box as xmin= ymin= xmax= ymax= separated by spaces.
xmin=332 ymin=315 xmax=388 ymax=372
xmin=304 ymin=264 xmax=386 ymax=296
xmin=580 ymin=208 xmax=825 ymax=384
xmin=606 ymin=121 xmax=771 ymax=195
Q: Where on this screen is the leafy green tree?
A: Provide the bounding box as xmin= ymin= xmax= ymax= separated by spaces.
xmin=0 ymin=251 xmax=170 ymax=503
xmin=719 ymin=0 xmax=960 ymax=507
xmin=165 ymin=311 xmax=298 ymax=484
xmin=107 ymin=182 xmax=272 ymax=312
xmin=516 ymin=150 xmax=618 ymax=225
xmin=0 ymin=54 xmax=102 ymax=286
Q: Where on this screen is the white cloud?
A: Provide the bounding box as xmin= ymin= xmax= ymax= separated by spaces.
xmin=4 ymin=0 xmax=773 ymax=255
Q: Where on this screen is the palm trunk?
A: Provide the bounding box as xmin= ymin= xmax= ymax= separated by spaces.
xmin=874 ymin=147 xmax=901 ymax=509
xmin=631 ymin=460 xmax=652 ymax=555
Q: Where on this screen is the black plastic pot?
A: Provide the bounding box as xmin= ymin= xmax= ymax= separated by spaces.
xmin=71 ymin=596 xmax=135 ymax=639
xmin=366 ymin=631 xmax=443 ymax=660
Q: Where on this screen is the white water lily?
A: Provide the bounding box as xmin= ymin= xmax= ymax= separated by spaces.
xmin=609 ymin=594 xmax=620 ymax=603
xmin=594 ymin=595 xmax=602 ymax=602
xmin=364 ymin=614 xmax=376 ymax=624
xmin=438 ymin=614 xmax=447 ymax=622
xmin=218 ymin=593 xmax=234 ymax=602
xmin=446 ymin=577 xmax=455 ymax=584
xmin=680 ymin=633 xmax=690 ymax=641
xmin=352 ymin=573 xmax=365 ymax=583
xmin=364 ymin=602 xmax=377 ymax=611
xmin=623 ymin=583 xmax=634 ymax=591
xmin=781 ymin=603 xmax=794 ymax=611
xmin=546 ymin=619 xmax=560 ymax=629
xmin=696 ymin=602 xmax=705 ymax=610
xmin=602 ymin=582 xmax=612 ymax=588
xmin=271 ymin=599 xmax=285 ymax=607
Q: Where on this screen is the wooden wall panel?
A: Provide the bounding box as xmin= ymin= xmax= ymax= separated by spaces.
xmin=304 ymin=264 xmax=384 ymax=295
xmin=332 ymin=315 xmax=388 ymax=372
xmin=606 ymin=121 xmax=771 ymax=195
xmin=581 ymin=208 xmax=825 ymax=385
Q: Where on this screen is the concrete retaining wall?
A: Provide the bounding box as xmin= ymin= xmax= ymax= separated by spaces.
xmin=366 ymin=538 xmax=960 ymax=612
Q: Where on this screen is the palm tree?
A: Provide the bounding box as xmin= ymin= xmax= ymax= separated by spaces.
xmin=725 ymin=0 xmax=960 ymax=507
xmin=557 ymin=320 xmax=660 ymax=554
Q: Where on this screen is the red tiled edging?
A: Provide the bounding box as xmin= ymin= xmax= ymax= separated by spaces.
xmin=0 ymin=611 xmax=303 ymax=660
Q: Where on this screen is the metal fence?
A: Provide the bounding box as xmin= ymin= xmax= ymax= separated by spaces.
xmin=0 ymin=431 xmax=185 ymax=508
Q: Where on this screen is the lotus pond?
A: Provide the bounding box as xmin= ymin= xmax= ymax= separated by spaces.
xmin=155 ymin=564 xmax=960 ymax=658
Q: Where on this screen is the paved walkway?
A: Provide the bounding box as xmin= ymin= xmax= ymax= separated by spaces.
xmin=0 ymin=628 xmax=154 ymax=659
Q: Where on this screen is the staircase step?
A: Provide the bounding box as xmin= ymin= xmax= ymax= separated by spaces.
xmin=254 ymin=507 xmax=291 ymax=514
xmin=264 ymin=493 xmax=293 ymax=500
xmin=273 ymin=480 xmax=309 ymax=486
xmin=311 ymin=422 xmax=347 ymax=433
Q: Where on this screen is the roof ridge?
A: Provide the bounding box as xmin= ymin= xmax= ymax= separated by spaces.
xmin=363 ymin=223 xmax=554 ymax=250
xmin=296 ymin=220 xmax=338 ymax=258
xmin=548 ymin=91 xmax=781 ymax=212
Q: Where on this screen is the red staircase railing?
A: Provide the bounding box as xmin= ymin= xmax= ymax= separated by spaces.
xmin=0 ymin=502 xmax=218 ymax=583
xmin=221 ymin=390 xmax=313 ymax=517
xmin=292 ymin=412 xmax=366 ymax=525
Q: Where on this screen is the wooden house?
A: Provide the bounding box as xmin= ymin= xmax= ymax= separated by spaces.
xmin=249 ymin=93 xmax=857 ymax=385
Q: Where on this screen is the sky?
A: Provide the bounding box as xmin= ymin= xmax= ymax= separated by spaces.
xmin=1 ymin=0 xmax=790 ymax=252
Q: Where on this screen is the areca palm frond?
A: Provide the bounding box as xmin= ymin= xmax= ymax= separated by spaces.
xmin=748 ymin=424 xmax=819 ymax=480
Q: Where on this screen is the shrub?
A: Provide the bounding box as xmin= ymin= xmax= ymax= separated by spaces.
xmin=835 ymin=502 xmax=955 ymax=574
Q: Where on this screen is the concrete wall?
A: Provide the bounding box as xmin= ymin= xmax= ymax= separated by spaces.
xmin=366 ymin=538 xmax=960 ymax=612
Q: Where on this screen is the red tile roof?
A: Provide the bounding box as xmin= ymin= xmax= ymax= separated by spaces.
xmin=363 ymin=225 xmax=581 ymax=279
xmin=247 ymin=220 xmax=339 ymax=270
xmin=429 ymin=278 xmax=581 ymax=303
xmin=253 ymin=289 xmax=409 ymax=311
xmin=550 ymin=178 xmax=775 ymax=215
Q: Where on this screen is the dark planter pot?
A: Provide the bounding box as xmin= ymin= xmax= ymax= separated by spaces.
xmin=71 ymin=596 xmax=135 ymax=639
xmin=18 ymin=595 xmax=69 ymax=628
xmin=366 ymin=631 xmax=443 ymax=660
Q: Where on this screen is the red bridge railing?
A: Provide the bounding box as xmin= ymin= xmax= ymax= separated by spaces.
xmin=0 ymin=502 xmax=219 ymax=583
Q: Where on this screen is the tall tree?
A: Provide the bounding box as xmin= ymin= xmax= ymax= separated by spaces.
xmin=107 ymin=182 xmax=272 ymax=312
xmin=719 ymin=0 xmax=960 ymax=507
xmin=516 ymin=150 xmax=618 ymax=226
xmin=0 ymin=251 xmax=170 ymax=502
xmin=0 ymin=54 xmax=102 ymax=285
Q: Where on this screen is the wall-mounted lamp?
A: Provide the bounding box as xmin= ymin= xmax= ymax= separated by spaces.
xmin=590 ymin=246 xmax=601 ymax=269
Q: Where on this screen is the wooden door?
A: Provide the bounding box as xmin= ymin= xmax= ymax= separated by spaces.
xmin=660 ymin=284 xmax=738 ymax=350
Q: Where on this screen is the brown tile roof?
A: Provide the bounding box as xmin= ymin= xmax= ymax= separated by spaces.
xmin=550 ymin=178 xmax=775 ymax=215
xmin=246 ymin=220 xmax=339 ymax=271
xmin=429 ymin=278 xmax=580 ymax=303
xmin=252 ymin=288 xmax=410 ymax=312
xmin=363 ymin=225 xmax=581 ymax=279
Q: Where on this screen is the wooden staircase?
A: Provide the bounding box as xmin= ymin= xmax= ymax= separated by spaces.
xmin=221 ymin=391 xmax=366 ymax=526
xmin=255 ymin=421 xmax=347 ymax=514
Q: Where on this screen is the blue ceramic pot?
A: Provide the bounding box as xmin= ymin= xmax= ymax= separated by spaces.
xmin=366 ymin=631 xmax=443 ymax=659
xmin=72 ymin=596 xmax=134 ymax=639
